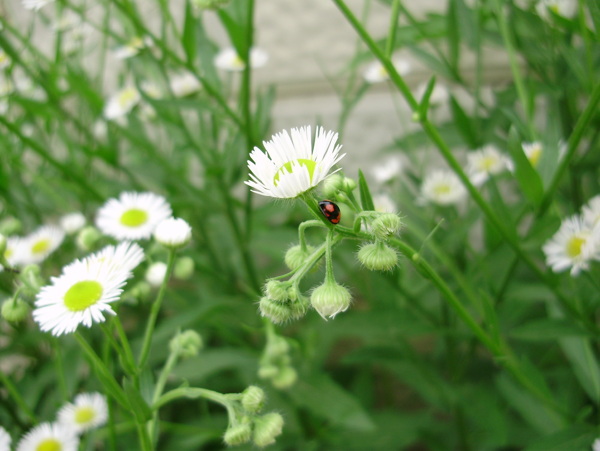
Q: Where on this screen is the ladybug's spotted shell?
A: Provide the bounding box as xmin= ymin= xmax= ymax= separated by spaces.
xmin=318 ymin=200 xmax=341 ymax=224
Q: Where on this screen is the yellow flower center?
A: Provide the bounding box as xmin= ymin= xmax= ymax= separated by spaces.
xmin=120 ymin=208 xmax=148 ymax=227
xmin=5 ymin=248 xmax=13 ymax=259
xmin=128 ymin=36 xmax=143 ymax=50
xmin=273 ymin=159 xmax=316 ymax=186
xmin=378 ymin=65 xmax=389 ymax=78
xmin=118 ymin=88 xmax=138 ymax=107
xmin=75 ymin=406 xmax=96 ymax=424
xmin=566 ymin=235 xmax=586 ymax=258
xmin=433 ymin=184 xmax=451 ymax=196
xmin=477 ymin=156 xmax=497 ymax=172
xmin=64 ymin=280 xmax=103 ymax=312
xmin=232 ymin=55 xmax=245 ymax=69
xmin=36 ymin=438 xmax=62 ymax=451
xmin=32 ymin=238 xmax=51 ymax=255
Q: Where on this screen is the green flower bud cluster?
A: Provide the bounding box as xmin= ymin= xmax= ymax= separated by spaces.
xmin=284 ymin=244 xmax=315 ymax=271
xmin=169 ymin=329 xmax=203 ymax=359
xmin=357 ymin=241 xmax=398 ymax=272
xmin=1 ymin=296 xmax=29 ymax=323
xmin=222 ymin=386 xmax=285 ymax=448
xmin=310 ymin=279 xmax=352 ymax=320
xmin=322 ymin=174 xmax=357 ymax=200
xmin=258 ymin=334 xmax=298 ymax=390
xmin=259 ymin=280 xmax=309 ymax=324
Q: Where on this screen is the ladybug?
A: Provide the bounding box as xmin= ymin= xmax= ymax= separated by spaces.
xmin=318 ymin=200 xmax=341 ymax=224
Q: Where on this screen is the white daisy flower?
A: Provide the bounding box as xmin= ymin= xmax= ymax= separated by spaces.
xmin=16 ymin=422 xmax=78 ymax=451
xmin=542 ymin=215 xmax=599 ymax=276
xmin=522 ymin=141 xmax=543 ymax=167
xmin=214 ymin=47 xmax=269 ymax=72
xmin=22 ymin=0 xmax=55 ymax=11
xmin=421 ymin=170 xmax=467 ymax=206
xmin=154 ymin=217 xmax=192 ymax=248
xmin=0 ymin=50 xmax=10 ymax=70
xmin=145 ymin=262 xmax=167 ymax=287
xmin=582 ymin=195 xmax=600 ymax=229
xmin=113 ymin=36 xmax=145 ymax=59
xmin=371 ymin=155 xmax=403 ymax=184
xmin=536 ymin=0 xmax=577 ymax=20
xmin=245 ymin=126 xmax=345 ymax=199
xmin=57 ymin=392 xmax=108 ymax=434
xmin=33 ymin=253 xmax=132 ymax=336
xmin=103 ymin=86 xmax=140 ymax=121
xmin=20 ymin=225 xmax=65 ymax=265
xmin=2 ymin=236 xmax=26 ymax=268
xmin=60 ymin=212 xmax=86 ymax=234
xmin=96 ymin=192 xmax=172 ymax=240
xmin=0 ymin=426 xmax=11 ymax=451
xmin=90 ymin=241 xmax=144 ymax=275
xmin=373 ymin=193 xmax=397 ymax=213
xmin=363 ymin=58 xmax=411 ymax=84
xmin=169 ymin=72 xmax=201 ymax=97
xmin=466 ymin=145 xmax=513 ymax=186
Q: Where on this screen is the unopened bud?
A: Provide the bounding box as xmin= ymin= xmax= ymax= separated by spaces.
xmin=252 ymin=413 xmax=284 ymax=448
xmin=174 ymin=256 xmax=194 ymax=280
xmin=266 ymin=335 xmax=289 ymax=357
xmin=145 ymin=262 xmax=167 ymax=287
xmin=223 ymin=422 xmax=252 ymax=446
xmin=128 ymin=281 xmax=152 ymax=302
xmin=264 ymin=280 xmax=290 ymax=303
xmin=271 ymin=366 xmax=297 ymax=390
xmin=242 ymin=385 xmax=266 ymax=414
xmin=0 ymin=217 xmax=22 ymax=236
xmin=76 ymin=226 xmax=102 ymax=251
xmin=284 ymin=244 xmax=315 ymax=271
xmin=2 ymin=297 xmax=29 ymax=322
xmin=19 ymin=264 xmax=43 ymax=296
xmin=371 ymin=213 xmax=402 ymax=240
xmin=342 ymin=177 xmax=357 ymax=192
xmin=169 ymin=329 xmax=203 ymax=359
xmin=357 ymin=241 xmax=398 ymax=271
xmin=321 ymin=173 xmax=344 ymax=198
xmin=258 ymin=364 xmax=279 ymax=380
xmin=259 ymin=297 xmax=293 ymax=324
xmin=310 ymin=280 xmax=351 ymax=320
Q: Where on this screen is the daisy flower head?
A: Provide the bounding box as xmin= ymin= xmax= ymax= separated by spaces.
xmin=57 ymin=392 xmax=108 ymax=434
xmin=542 ymin=215 xmax=599 ymax=276
xmin=95 ymin=192 xmax=172 ymax=240
xmin=467 ymin=145 xmax=512 ymax=186
xmin=91 ymin=241 xmax=144 ymax=275
xmin=214 ymin=47 xmax=269 ymax=72
xmin=0 ymin=50 xmax=10 ymax=70
xmin=169 ymin=71 xmax=201 ymax=97
xmin=20 ymin=225 xmax=65 ymax=265
xmin=535 ymin=0 xmax=577 ymax=20
xmin=16 ymin=422 xmax=78 ymax=451
xmin=154 ymin=217 xmax=192 ymax=248
xmin=421 ymin=169 xmax=467 ymax=206
xmin=113 ymin=36 xmax=146 ymax=60
xmin=103 ymin=86 xmax=140 ymax=121
xmin=363 ymin=58 xmax=411 ymax=84
xmin=60 ymin=212 xmax=86 ymax=234
xmin=33 ymin=254 xmax=131 ymax=336
xmin=2 ymin=236 xmax=26 ymax=269
xmin=0 ymin=426 xmax=11 ymax=451
xmin=245 ymin=126 xmax=345 ymax=199
xmin=22 ymin=0 xmax=55 ymax=11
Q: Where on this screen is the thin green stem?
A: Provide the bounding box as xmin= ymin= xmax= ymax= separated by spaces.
xmin=324 ymin=229 xmax=336 ymax=284
xmin=138 ymin=250 xmax=176 ymax=369
xmin=385 ymin=0 xmax=401 ymax=58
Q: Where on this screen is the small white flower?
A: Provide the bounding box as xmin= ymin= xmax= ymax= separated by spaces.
xmin=522 ymin=141 xmax=543 ymax=167
xmin=145 ymin=262 xmax=167 ymax=287
xmin=363 ymin=58 xmax=411 ymax=83
xmin=415 ymin=81 xmax=449 ymax=106
xmin=33 ymin=252 xmax=132 ymax=335
xmin=96 ymin=192 xmax=172 ymax=240
xmin=214 ymin=47 xmax=269 ymax=72
xmin=22 ymin=0 xmax=55 ymax=11
xmin=20 ymin=225 xmax=65 ymax=265
xmin=16 ymin=422 xmax=78 ymax=451
xmin=536 ymin=0 xmax=577 ymax=20
xmin=0 ymin=426 xmax=11 ymax=451
xmin=91 ymin=241 xmax=144 ymax=275
xmin=592 ymin=438 xmax=600 ymax=451
xmin=582 ymin=195 xmax=600 ymax=229
xmin=467 ymin=145 xmax=512 ymax=186
xmin=57 ymin=392 xmax=108 ymax=434
xmin=113 ymin=36 xmax=145 ymax=59
xmin=542 ymin=215 xmax=598 ymax=276
xmin=141 ymin=80 xmax=162 ymax=99
xmin=169 ymin=72 xmax=201 ymax=97
xmin=103 ymin=86 xmax=140 ymax=121
xmin=154 ymin=217 xmax=192 ymax=248
xmin=0 ymin=50 xmax=10 ymax=70
xmin=246 ymin=126 xmax=345 ymax=199
xmin=421 ymin=170 xmax=467 ymax=206
xmin=60 ymin=212 xmax=86 ymax=234
xmin=371 ymin=156 xmax=403 ymax=184
xmin=3 ymin=236 xmax=26 ymax=268
xmin=372 ymin=193 xmax=397 ymax=213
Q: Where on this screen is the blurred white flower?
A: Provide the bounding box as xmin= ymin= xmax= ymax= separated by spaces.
xmin=214 ymin=47 xmax=269 ymax=72
xmin=421 ymin=170 xmax=467 ymax=206
xmin=582 ymin=195 xmax=600 ymax=229
xmin=145 ymin=262 xmax=167 ymax=287
xmin=154 ymin=217 xmax=192 ymax=248
xmin=0 ymin=50 xmax=10 ymax=70
xmin=371 ymin=155 xmax=403 ymax=184
xmin=535 ymin=0 xmax=577 ymax=20
xmin=372 ymin=193 xmax=397 ymax=213
xmin=467 ymin=145 xmax=512 ymax=186
xmin=169 ymin=72 xmax=201 ymax=97
xmin=103 ymin=86 xmax=140 ymax=120
xmin=0 ymin=426 xmax=10 ymax=451
xmin=57 ymin=392 xmax=108 ymax=434
xmin=22 ymin=0 xmax=55 ymax=11
xmin=363 ymin=58 xmax=411 ymax=84
xmin=20 ymin=225 xmax=65 ymax=265
xmin=60 ymin=212 xmax=86 ymax=234
xmin=113 ymin=36 xmax=147 ymax=59
xmin=16 ymin=422 xmax=78 ymax=451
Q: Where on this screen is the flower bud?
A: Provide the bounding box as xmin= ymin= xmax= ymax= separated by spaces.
xmin=76 ymin=226 xmax=102 ymax=252
xmin=242 ymin=385 xmax=266 ymax=414
xmin=145 ymin=262 xmax=168 ymax=287
xmin=264 ymin=280 xmax=290 ymax=303
xmin=284 ymin=244 xmax=315 ymax=271
xmin=266 ymin=335 xmax=289 ymax=357
xmin=154 ymin=217 xmax=192 ymax=249
xmin=259 ymin=297 xmax=293 ymax=324
xmin=357 ymin=242 xmax=398 ymax=271
xmin=0 ymin=217 xmax=21 ymax=236
xmin=310 ymin=280 xmax=351 ymax=320
xmin=60 ymin=212 xmax=86 ymax=234
xmin=1 ymin=297 xmax=29 ymax=322
xmin=321 ymin=173 xmax=344 ymax=198
xmin=19 ymin=264 xmax=43 ymax=296
xmin=289 ymin=297 xmax=309 ymax=320
xmin=223 ymin=422 xmax=252 ymax=446
xmin=169 ymin=329 xmax=203 ymax=359
xmin=128 ymin=281 xmax=152 ymax=302
xmin=371 ymin=213 xmax=402 ymax=240
xmin=342 ymin=177 xmax=357 ymax=192
xmin=271 ymin=366 xmax=297 ymax=390
xmin=258 ymin=364 xmax=279 ymax=380
xmin=252 ymin=413 xmax=284 ymax=448
xmin=174 ymin=256 xmax=194 ymax=280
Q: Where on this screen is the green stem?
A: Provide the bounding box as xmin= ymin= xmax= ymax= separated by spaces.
xmin=298 ymin=220 xmax=326 ymax=252
xmin=385 ymin=0 xmax=401 ymax=58
xmin=324 ymin=229 xmax=336 ymax=284
xmin=111 ymin=317 xmax=138 ymax=378
xmin=0 ymin=371 xmax=37 ymax=423
xmin=138 ymin=251 xmax=176 ymax=369
xmin=154 ymin=387 xmax=237 ymax=423
xmin=148 ymin=348 xmax=180 ymax=442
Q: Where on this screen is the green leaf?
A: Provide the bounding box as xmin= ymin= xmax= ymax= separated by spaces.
xmin=182 ymin=1 xmax=197 ymax=64
xmin=524 ymin=424 xmax=596 ymax=451
xmin=446 ymin=0 xmax=460 ymax=70
xmin=358 ymin=169 xmax=375 ymax=211
xmin=510 ymin=319 xmax=589 ymax=341
xmin=506 ymin=126 xmax=544 ymax=206
xmin=449 ymin=96 xmax=478 ymax=147
xmin=288 ymin=373 xmax=375 ymax=432
xmin=123 ymin=378 xmax=153 ymax=423
xmin=418 ymin=76 xmax=436 ymax=119
xmin=217 ymin=0 xmax=249 ymax=56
